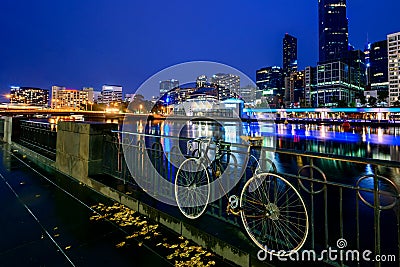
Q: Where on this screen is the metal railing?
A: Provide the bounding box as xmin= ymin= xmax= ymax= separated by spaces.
xmin=100 ymin=130 xmax=400 ymax=266
xmin=12 ymin=120 xmax=57 ymax=160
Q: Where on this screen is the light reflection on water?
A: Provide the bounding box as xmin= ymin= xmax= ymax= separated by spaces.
xmin=135 ymin=120 xmax=400 ymax=187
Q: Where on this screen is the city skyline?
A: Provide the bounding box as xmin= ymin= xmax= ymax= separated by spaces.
xmin=1 ymin=0 xmax=399 ymax=99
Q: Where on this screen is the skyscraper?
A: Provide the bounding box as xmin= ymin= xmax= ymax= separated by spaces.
xmin=196 ymin=75 xmax=208 ymax=87
xmin=318 ymin=0 xmax=348 ymax=63
xmin=101 ymin=85 xmax=123 ymax=104
xmin=210 ymin=73 xmax=240 ymax=94
xmin=283 ymin=33 xmax=298 ymax=77
xmin=159 ymin=79 xmax=179 ymax=96
xmin=388 ymin=32 xmax=400 ymax=106
xmin=305 ymin=66 xmax=317 ymax=107
xmin=256 ymin=66 xmax=285 ymax=106
xmin=369 ymin=40 xmax=388 ymax=93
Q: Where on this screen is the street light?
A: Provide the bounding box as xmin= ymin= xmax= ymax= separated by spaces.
xmin=5 ymin=94 xmax=11 ymax=109
xmin=139 ymin=104 xmax=143 ymax=114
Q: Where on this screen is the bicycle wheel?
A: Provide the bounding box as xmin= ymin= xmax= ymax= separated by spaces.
xmin=175 ymin=158 xmax=210 ymax=219
xmin=240 ymin=173 xmax=308 ymax=256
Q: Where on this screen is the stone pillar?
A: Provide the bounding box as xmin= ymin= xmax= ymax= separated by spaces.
xmin=3 ymin=117 xmax=13 ymax=144
xmin=55 ymin=121 xmax=117 ymax=181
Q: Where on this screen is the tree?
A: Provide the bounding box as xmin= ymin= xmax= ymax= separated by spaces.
xmin=127 ymin=94 xmax=151 ymax=113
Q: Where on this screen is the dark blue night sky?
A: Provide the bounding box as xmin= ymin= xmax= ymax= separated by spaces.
xmin=0 ymin=0 xmax=399 ymax=99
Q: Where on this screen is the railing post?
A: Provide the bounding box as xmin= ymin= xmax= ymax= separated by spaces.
xmin=310 ymin=158 xmax=315 ymax=250
xmin=373 ymin=166 xmax=381 ymax=267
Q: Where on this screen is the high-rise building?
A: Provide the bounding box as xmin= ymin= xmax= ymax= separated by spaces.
xmin=51 ymin=86 xmax=89 ymax=109
xmin=159 ymin=79 xmax=179 ymax=96
xmin=388 ymin=32 xmax=400 ymax=106
xmin=82 ymin=87 xmax=94 ymax=103
xmin=93 ymin=91 xmax=101 ymax=103
xmin=101 ymin=85 xmax=123 ymax=105
xmin=318 ymin=0 xmax=348 ymax=63
xmin=9 ymin=86 xmax=49 ymax=106
xmin=196 ymin=75 xmax=208 ymax=87
xmin=210 ymin=73 xmax=240 ymax=94
xmin=368 ymin=40 xmax=388 ymax=93
xmin=305 ymin=66 xmax=317 ymax=107
xmin=283 ymin=33 xmax=298 ymax=77
xmin=314 ymin=61 xmax=363 ymax=106
xmin=285 ymin=71 xmax=305 ymax=107
xmin=237 ymin=85 xmax=257 ymax=105
xmin=256 ymin=66 xmax=285 ymax=105
xmin=343 ymin=49 xmax=367 ymax=89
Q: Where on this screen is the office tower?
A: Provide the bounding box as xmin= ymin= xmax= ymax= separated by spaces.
xmin=283 ymin=33 xmax=298 ymax=77
xmin=237 ymin=85 xmax=257 ymax=105
xmin=318 ymin=0 xmax=348 ymax=63
xmin=285 ymin=71 xmax=305 ymax=107
xmin=51 ymin=86 xmax=89 ymax=109
xmin=345 ymin=49 xmax=367 ymax=89
xmin=388 ymin=32 xmax=400 ymax=106
xmin=9 ymin=86 xmax=49 ymax=106
xmin=256 ymin=66 xmax=285 ymax=106
xmin=82 ymin=87 xmax=94 ymax=103
xmin=93 ymin=91 xmax=101 ymax=103
xmin=101 ymin=85 xmax=123 ymax=104
xmin=210 ymin=73 xmax=240 ymax=94
xmin=315 ymin=61 xmax=363 ymax=106
xmin=159 ymin=79 xmax=179 ymax=96
xmin=305 ymin=66 xmax=317 ymax=107
xmin=369 ymin=40 xmax=388 ymax=93
xmin=196 ymin=75 xmax=208 ymax=87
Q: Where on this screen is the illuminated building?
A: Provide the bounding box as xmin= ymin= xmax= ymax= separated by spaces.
xmin=318 ymin=0 xmax=348 ymax=63
xmin=101 ymin=85 xmax=123 ymax=104
xmin=82 ymin=87 xmax=94 ymax=103
xmin=285 ymin=71 xmax=305 ymax=107
xmin=256 ymin=66 xmax=285 ymax=107
xmin=196 ymin=75 xmax=208 ymax=87
xmin=283 ymin=33 xmax=298 ymax=77
xmin=159 ymin=79 xmax=179 ymax=96
xmin=210 ymin=73 xmax=240 ymax=94
xmin=9 ymin=86 xmax=49 ymax=106
xmin=368 ymin=40 xmax=388 ymax=94
xmin=313 ymin=61 xmax=363 ymax=106
xmin=305 ymin=66 xmax=317 ymax=107
xmin=51 ymin=86 xmax=89 ymax=109
xmin=237 ymin=85 xmax=257 ymax=105
xmin=388 ymin=32 xmax=400 ymax=106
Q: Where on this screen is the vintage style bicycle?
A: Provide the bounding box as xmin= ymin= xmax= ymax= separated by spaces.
xmin=175 ymin=137 xmax=309 ymax=256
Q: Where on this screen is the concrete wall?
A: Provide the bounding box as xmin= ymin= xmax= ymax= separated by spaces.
xmin=55 ymin=122 xmax=117 ymax=180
